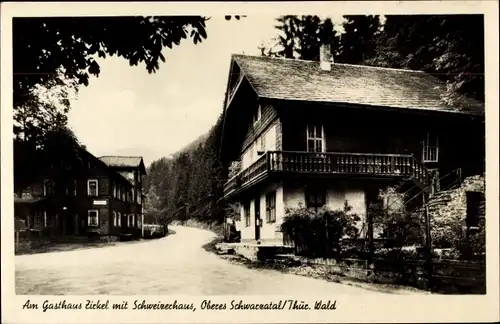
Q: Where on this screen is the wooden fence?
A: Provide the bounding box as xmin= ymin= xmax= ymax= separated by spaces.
xmin=290 ymin=255 xmax=485 ymax=294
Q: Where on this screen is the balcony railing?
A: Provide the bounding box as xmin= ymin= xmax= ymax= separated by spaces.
xmin=223 ymin=151 xmax=430 ymax=198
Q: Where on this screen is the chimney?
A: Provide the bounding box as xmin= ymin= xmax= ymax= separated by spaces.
xmin=319 ymin=44 xmax=333 ymax=71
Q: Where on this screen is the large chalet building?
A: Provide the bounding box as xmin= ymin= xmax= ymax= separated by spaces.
xmin=14 ymin=147 xmax=147 ymax=240
xmin=219 ymin=45 xmax=485 ymax=246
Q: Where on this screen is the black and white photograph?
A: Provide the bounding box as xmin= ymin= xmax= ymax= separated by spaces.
xmin=1 ymin=1 xmax=499 ymax=323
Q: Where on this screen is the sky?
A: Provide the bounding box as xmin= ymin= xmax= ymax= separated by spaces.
xmin=68 ymin=15 xmax=345 ymax=166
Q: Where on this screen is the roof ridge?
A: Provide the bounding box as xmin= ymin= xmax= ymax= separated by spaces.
xmin=232 ymin=53 xmax=425 ymax=73
xmin=99 ymin=156 xmax=143 ymax=158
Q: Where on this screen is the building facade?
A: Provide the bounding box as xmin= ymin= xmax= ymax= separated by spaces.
xmin=219 ymin=46 xmax=485 ymax=246
xmin=14 ymin=148 xmax=147 ymax=240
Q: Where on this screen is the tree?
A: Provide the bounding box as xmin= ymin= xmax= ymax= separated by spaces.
xmin=338 ymin=15 xmax=381 ymax=63
xmin=14 ymin=16 xmax=208 ymax=98
xmin=142 ymin=113 xmax=228 ymax=224
xmin=364 ymin=15 xmax=484 ymax=102
xmin=263 ymin=15 xmax=340 ymax=60
xmin=14 ymin=15 xmax=247 ymax=142
xmin=266 ymin=14 xmax=484 ymax=103
xmin=14 ymin=126 xmax=83 ymax=194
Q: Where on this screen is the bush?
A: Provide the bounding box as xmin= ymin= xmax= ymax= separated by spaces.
xmin=280 ymin=202 xmax=360 ymax=258
xmin=368 ymin=187 xmax=424 ymax=248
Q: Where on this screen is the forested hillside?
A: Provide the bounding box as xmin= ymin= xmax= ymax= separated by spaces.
xmin=143 ymin=114 xmax=228 ymax=224
xmin=143 ymin=14 xmax=484 ymax=226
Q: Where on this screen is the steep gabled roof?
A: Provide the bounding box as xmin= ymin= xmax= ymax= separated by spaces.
xmin=99 ymin=156 xmax=146 ymax=175
xmin=231 ymin=54 xmax=484 ymax=115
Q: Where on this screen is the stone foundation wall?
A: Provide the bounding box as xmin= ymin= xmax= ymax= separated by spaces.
xmin=233 ymin=244 xmax=260 ymax=262
xmin=430 ymin=174 xmax=485 ymax=247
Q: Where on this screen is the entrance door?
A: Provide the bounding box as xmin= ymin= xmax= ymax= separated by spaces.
xmin=254 ymin=196 xmax=261 ymax=240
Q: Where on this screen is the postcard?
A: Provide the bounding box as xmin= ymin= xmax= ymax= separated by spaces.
xmin=1 ymin=1 xmax=499 ymax=323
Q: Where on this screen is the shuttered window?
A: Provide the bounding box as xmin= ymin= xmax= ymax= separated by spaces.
xmin=306 ymin=186 xmax=326 ymax=211
xmin=244 ymin=202 xmax=251 ymax=227
xmin=266 ymin=192 xmax=277 ymax=223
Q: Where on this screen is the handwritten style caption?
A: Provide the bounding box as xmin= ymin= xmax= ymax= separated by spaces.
xmin=22 ymin=299 xmax=337 ymax=312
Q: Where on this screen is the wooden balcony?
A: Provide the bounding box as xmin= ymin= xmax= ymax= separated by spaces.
xmin=223 ymin=151 xmax=430 ymax=199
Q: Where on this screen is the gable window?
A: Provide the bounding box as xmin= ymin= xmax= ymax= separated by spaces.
xmin=306 ymin=124 xmax=325 ymax=153
xmin=266 ymin=192 xmax=277 ymax=223
xmin=306 ymin=186 xmax=326 ymax=211
xmin=422 ymin=131 xmax=439 ymax=162
xmin=88 ymin=210 xmax=99 ymax=227
xmin=43 ymin=180 xmax=55 ymax=196
xmin=253 ymin=104 xmax=262 ymax=125
xmin=87 ymin=179 xmax=98 ymax=196
xmin=244 ymin=202 xmax=251 ymax=227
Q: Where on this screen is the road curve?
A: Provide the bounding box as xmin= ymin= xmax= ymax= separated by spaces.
xmin=17 ymin=226 xmax=397 ymax=295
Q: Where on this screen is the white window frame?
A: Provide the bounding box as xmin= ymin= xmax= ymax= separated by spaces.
xmin=306 ymin=124 xmax=326 ymax=153
xmin=117 ymin=212 xmax=121 ymax=227
xmin=113 ymin=211 xmax=117 ymax=227
xmin=43 ymin=211 xmax=47 ymax=228
xmin=128 ymin=214 xmax=134 ymax=227
xmin=87 ymin=179 xmax=99 ymax=196
xmin=422 ymin=131 xmax=439 ymax=162
xmin=88 ymin=210 xmax=99 ymax=227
